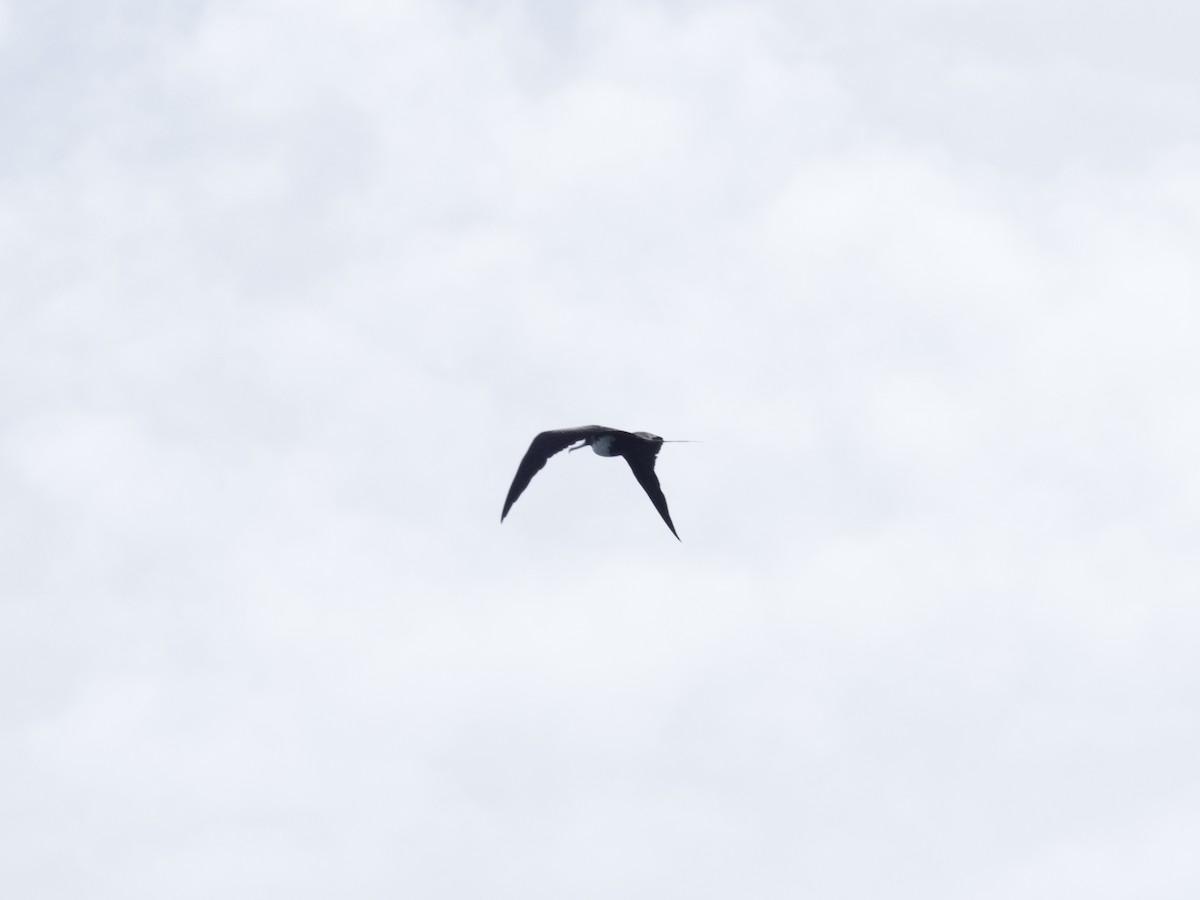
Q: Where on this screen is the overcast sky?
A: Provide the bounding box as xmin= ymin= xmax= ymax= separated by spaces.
xmin=2 ymin=1 xmax=1199 ymax=897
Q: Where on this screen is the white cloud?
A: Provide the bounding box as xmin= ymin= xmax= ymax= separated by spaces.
xmin=2 ymin=0 xmax=1198 ymax=897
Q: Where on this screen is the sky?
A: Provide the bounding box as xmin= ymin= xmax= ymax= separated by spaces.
xmin=2 ymin=0 xmax=1199 ymax=897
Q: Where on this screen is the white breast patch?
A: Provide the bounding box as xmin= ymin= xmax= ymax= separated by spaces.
xmin=591 ymin=435 xmax=618 ymax=456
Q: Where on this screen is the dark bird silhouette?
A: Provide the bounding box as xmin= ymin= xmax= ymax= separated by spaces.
xmin=501 ymin=426 xmax=686 ymax=540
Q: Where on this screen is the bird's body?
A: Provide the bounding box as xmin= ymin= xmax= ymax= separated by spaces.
xmin=501 ymin=425 xmax=683 ymax=540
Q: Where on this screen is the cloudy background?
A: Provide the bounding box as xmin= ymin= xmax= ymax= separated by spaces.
xmin=2 ymin=0 xmax=1199 ymax=896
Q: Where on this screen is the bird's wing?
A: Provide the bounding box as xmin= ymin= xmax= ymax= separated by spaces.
xmin=624 ymin=452 xmax=680 ymax=541
xmin=501 ymin=426 xmax=613 ymax=521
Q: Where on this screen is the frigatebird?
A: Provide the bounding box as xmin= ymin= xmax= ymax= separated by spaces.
xmin=501 ymin=426 xmax=686 ymax=540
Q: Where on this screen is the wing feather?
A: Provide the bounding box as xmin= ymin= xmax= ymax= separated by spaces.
xmin=624 ymin=452 xmax=680 ymax=540
xmin=501 ymin=426 xmax=613 ymax=521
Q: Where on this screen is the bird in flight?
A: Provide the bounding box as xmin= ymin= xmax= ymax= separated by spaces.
xmin=501 ymin=425 xmax=688 ymax=540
